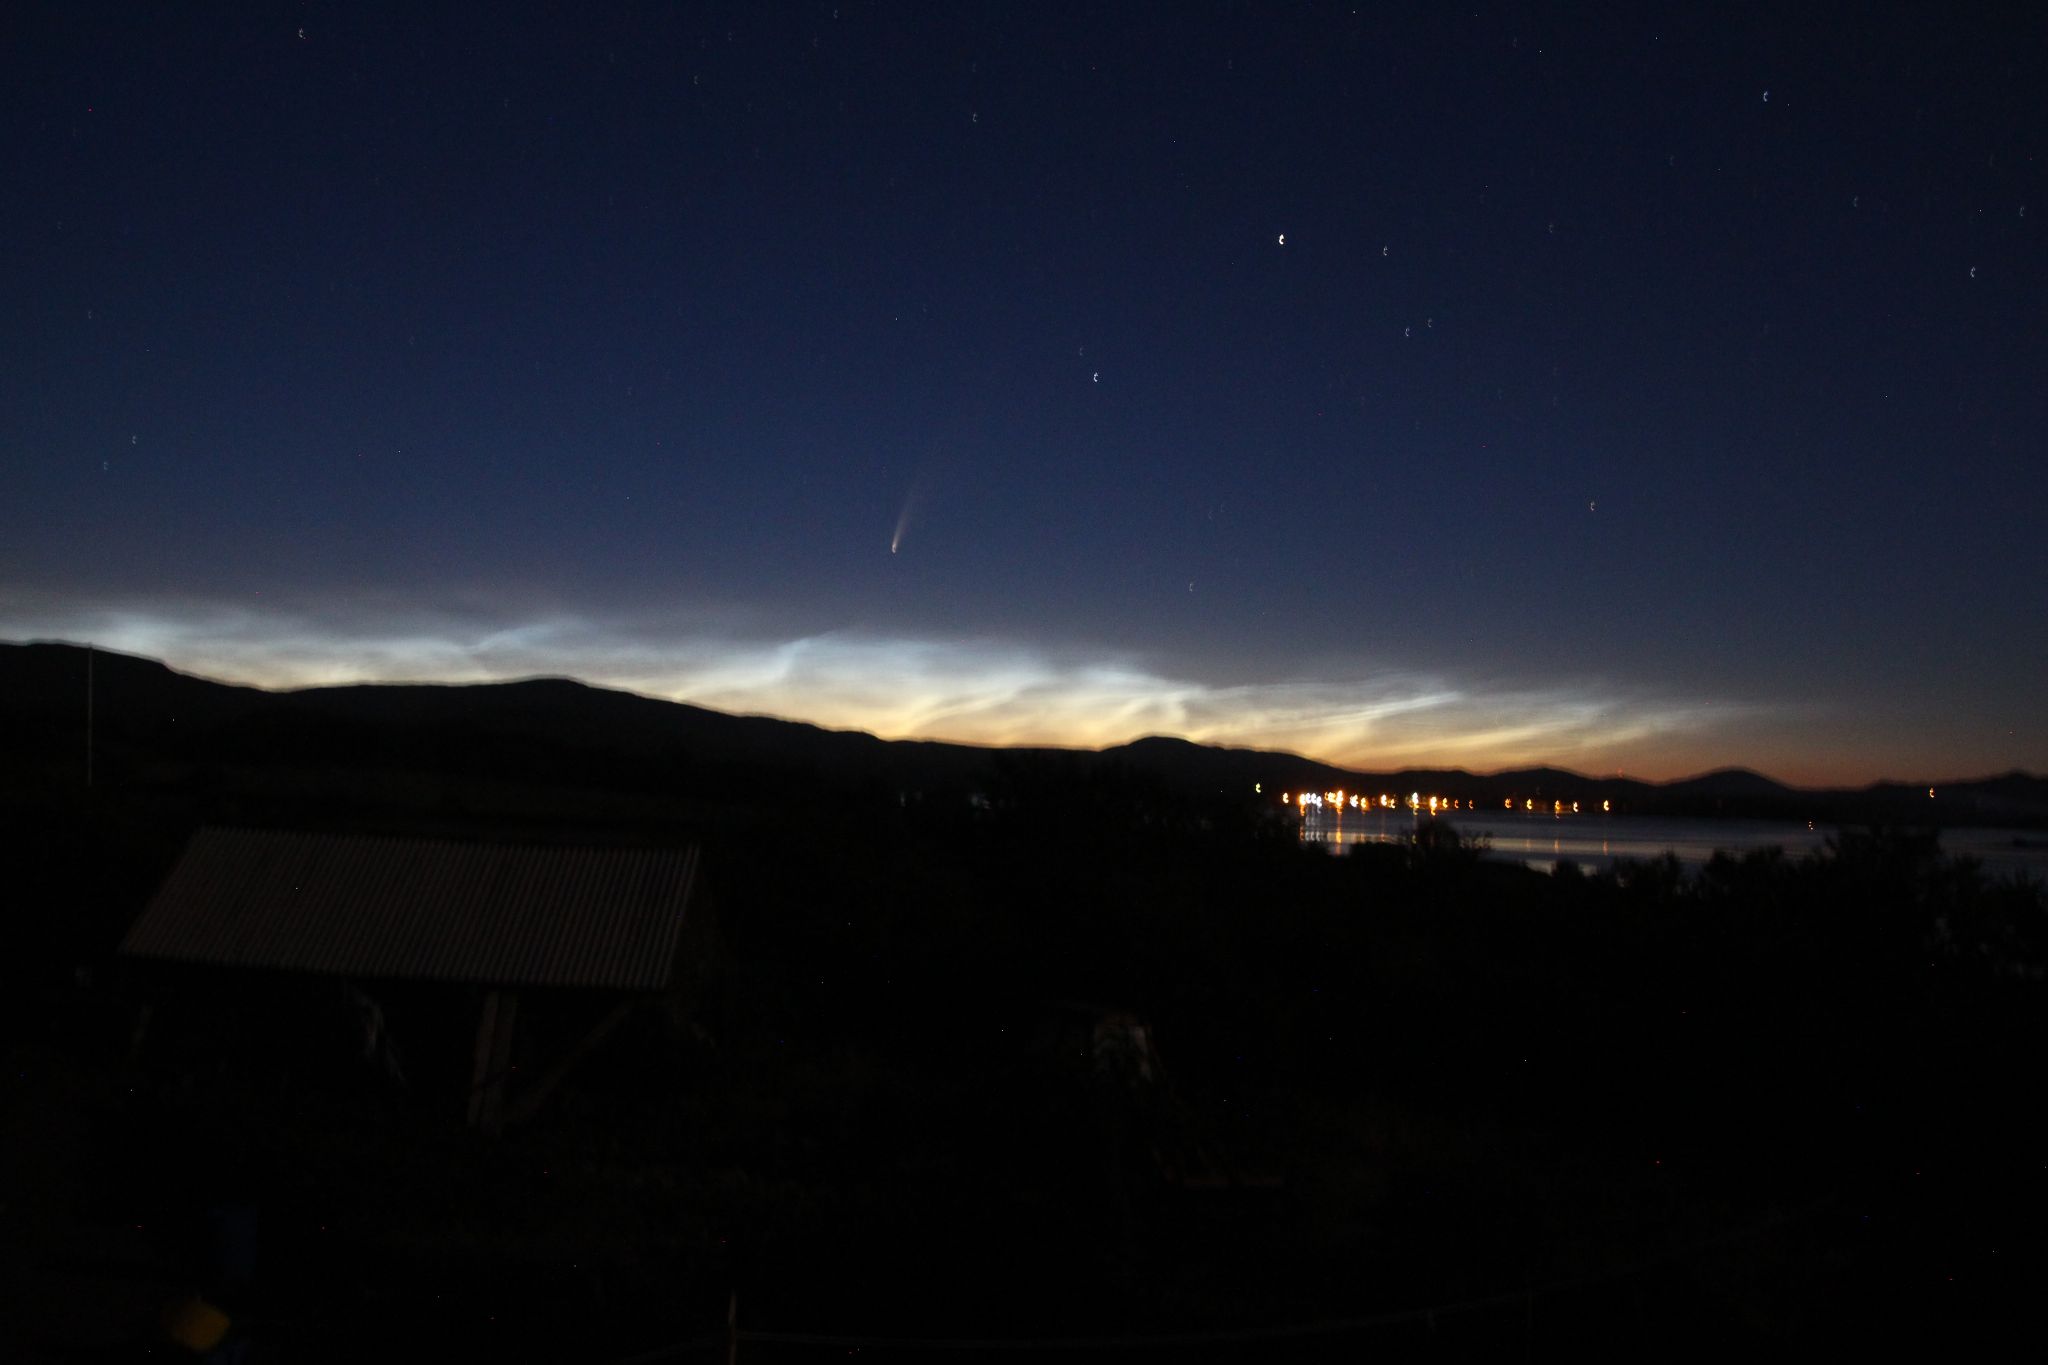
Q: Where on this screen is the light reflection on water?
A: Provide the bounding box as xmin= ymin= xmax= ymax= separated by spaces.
xmin=1302 ymin=810 xmax=2048 ymax=879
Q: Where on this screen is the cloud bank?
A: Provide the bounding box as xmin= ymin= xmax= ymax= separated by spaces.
xmin=2 ymin=588 xmax=1743 ymax=776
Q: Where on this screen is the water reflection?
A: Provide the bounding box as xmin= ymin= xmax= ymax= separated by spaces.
xmin=1301 ymin=809 xmax=2048 ymax=878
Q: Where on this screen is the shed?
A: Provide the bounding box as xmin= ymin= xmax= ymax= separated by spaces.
xmin=120 ymin=826 xmax=705 ymax=1133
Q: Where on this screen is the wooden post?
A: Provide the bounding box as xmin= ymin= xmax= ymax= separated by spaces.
xmin=484 ymin=990 xmax=518 ymax=1135
xmin=126 ymin=1000 xmax=152 ymax=1064
xmin=467 ymin=990 xmax=498 ymax=1127
xmin=468 ymin=989 xmax=519 ymax=1135
xmin=725 ymin=1291 xmax=738 ymax=1365
xmin=500 ymin=998 xmax=638 ymax=1131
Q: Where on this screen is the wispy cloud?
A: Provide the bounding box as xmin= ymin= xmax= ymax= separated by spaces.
xmin=1 ymin=587 xmax=1746 ymax=775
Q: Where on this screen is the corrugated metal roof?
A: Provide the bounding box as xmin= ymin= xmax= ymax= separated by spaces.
xmin=121 ymin=827 xmax=700 ymax=990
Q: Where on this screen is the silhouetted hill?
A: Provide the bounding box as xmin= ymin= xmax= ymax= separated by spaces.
xmin=1865 ymin=772 xmax=2048 ymax=826
xmin=1966 ymin=770 xmax=2048 ymax=800
xmin=0 ymin=641 xmax=1007 ymax=804
xmin=3 ymin=641 xmax=2042 ymax=827
xmin=1664 ymin=767 xmax=1795 ymax=799
xmin=1100 ymin=735 xmax=1357 ymax=796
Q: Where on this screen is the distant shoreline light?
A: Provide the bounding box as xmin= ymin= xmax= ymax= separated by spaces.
xmin=1287 ymin=790 xmax=1589 ymax=816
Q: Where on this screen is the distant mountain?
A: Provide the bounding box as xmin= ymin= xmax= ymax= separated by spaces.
xmin=1863 ymin=773 xmax=2048 ymax=826
xmin=1663 ymin=768 xmax=1797 ymax=799
xmin=3 ymin=641 xmax=2042 ymax=828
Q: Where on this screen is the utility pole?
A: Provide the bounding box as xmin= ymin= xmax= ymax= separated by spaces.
xmin=86 ymin=642 xmax=94 ymax=788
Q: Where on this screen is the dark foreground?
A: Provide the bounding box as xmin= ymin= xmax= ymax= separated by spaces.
xmin=4 ymin=760 xmax=2044 ymax=1360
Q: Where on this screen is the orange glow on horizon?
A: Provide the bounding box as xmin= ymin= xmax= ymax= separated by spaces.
xmin=14 ymin=604 xmax=1986 ymax=789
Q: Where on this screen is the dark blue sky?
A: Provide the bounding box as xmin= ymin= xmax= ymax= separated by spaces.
xmin=6 ymin=3 xmax=2043 ymax=783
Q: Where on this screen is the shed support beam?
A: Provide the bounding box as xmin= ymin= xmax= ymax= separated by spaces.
xmin=468 ymin=988 xmax=519 ymax=1136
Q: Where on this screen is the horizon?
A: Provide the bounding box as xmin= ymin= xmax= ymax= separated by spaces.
xmin=4 ymin=7 xmax=2042 ymax=789
xmin=13 ymin=635 xmax=2031 ymax=793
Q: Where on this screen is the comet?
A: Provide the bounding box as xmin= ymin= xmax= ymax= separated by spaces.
xmin=890 ymin=491 xmax=916 ymax=554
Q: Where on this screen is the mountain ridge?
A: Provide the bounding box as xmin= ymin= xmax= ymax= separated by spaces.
xmin=5 ymin=640 xmax=2043 ymax=826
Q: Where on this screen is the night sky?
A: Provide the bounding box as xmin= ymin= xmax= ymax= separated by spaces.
xmin=6 ymin=4 xmax=2043 ymax=785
